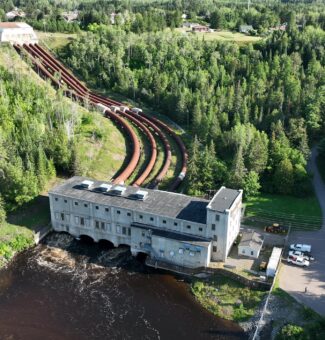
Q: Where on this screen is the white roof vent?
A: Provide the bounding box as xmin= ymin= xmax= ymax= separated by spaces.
xmin=111 ymin=185 xmax=126 ymax=196
xmin=135 ymin=190 xmax=148 ymax=201
xmin=99 ymin=183 xmax=112 ymax=192
xmin=81 ymin=180 xmax=94 ymax=189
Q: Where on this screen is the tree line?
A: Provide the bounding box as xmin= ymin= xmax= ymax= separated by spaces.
xmin=0 ymin=64 xmax=83 ymax=211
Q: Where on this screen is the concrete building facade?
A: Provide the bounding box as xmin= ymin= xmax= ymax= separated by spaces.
xmin=49 ymin=177 xmax=242 ymax=269
xmin=0 ymin=22 xmax=38 ymax=44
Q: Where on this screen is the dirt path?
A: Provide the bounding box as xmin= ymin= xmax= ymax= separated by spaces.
xmin=279 ymin=146 xmax=325 ymax=316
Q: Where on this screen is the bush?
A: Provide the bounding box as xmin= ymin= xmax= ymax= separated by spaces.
xmin=277 ymin=324 xmax=304 ymax=339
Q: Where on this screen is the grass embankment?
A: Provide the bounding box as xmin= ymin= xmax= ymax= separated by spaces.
xmin=75 ymin=112 xmax=127 ymax=181
xmin=36 ymin=31 xmax=77 ymax=50
xmin=0 ymin=223 xmax=34 ymax=267
xmin=191 ymin=274 xmax=266 ymax=322
xmin=245 ymin=193 xmax=322 ymax=231
xmin=272 ymin=279 xmax=325 ymax=339
xmin=175 ymin=28 xmax=262 ymax=44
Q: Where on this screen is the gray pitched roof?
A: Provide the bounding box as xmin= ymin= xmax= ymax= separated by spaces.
xmin=239 ymin=231 xmax=264 ymax=251
xmin=208 ymin=187 xmax=242 ymax=212
xmin=49 ymin=176 xmax=209 ymax=224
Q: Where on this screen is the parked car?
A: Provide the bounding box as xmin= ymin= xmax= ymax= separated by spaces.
xmin=287 ymin=255 xmax=310 ymax=267
xmin=289 ymin=250 xmax=314 ymax=261
xmin=290 ymin=244 xmax=312 ymax=253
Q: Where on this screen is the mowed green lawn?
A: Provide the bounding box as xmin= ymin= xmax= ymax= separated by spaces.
xmin=75 ymin=111 xmax=127 ymax=181
xmin=245 ymin=193 xmax=322 ymax=231
xmin=175 ymin=28 xmax=262 ymax=44
xmin=36 ymin=31 xmax=77 ymax=50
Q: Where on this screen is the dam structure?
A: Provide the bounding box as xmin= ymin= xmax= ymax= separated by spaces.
xmin=49 ymin=177 xmax=242 ymax=268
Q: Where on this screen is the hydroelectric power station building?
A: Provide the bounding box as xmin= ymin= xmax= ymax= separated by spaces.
xmin=49 ymin=177 xmax=242 ymax=269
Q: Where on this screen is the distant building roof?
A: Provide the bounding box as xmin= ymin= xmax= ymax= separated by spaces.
xmin=239 ymin=231 xmax=264 ymax=251
xmin=50 ymin=176 xmax=209 ymax=224
xmin=207 ymin=187 xmax=242 ymax=213
xmin=239 ymin=25 xmax=253 ymax=33
xmin=0 ymin=22 xmax=31 ymax=29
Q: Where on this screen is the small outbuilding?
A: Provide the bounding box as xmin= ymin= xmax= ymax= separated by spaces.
xmin=192 ymin=25 xmax=209 ymax=33
xmin=238 ymin=231 xmax=264 ymax=259
xmin=239 ymin=25 xmax=253 ymax=34
xmin=0 ymin=22 xmax=38 ymax=44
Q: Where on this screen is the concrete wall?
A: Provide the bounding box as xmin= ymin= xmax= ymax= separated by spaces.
xmin=0 ymin=28 xmax=38 ymax=44
xmin=49 ymin=193 xmax=211 ymax=268
xmin=205 ymin=190 xmax=242 ymax=262
xmin=238 ymin=245 xmax=260 ymax=259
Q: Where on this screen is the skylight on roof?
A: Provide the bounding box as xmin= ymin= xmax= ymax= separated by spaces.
xmin=81 ymin=180 xmax=94 ymax=189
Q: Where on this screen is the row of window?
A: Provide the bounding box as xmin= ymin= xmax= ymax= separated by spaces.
xmin=54 ymin=198 xmax=206 ymax=232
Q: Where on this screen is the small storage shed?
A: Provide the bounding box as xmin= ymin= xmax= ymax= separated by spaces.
xmin=238 ymin=231 xmax=264 ymax=259
xmin=266 ymin=247 xmax=282 ymax=277
xmin=239 ymin=25 xmax=253 ymax=34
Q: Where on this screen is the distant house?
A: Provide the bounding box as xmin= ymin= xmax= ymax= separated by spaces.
xmin=62 ymin=11 xmax=79 ymax=22
xmin=238 ymin=231 xmax=264 ymax=259
xmin=181 ymin=13 xmax=187 ymax=20
xmin=192 ymin=25 xmax=209 ymax=33
xmin=183 ymin=22 xmax=199 ymax=28
xmin=270 ymin=23 xmax=287 ymax=32
xmin=239 ymin=25 xmax=253 ymax=34
xmin=5 ymin=8 xmax=26 ymax=20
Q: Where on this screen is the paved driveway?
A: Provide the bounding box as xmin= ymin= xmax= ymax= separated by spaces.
xmin=279 ymin=147 xmax=325 ymax=316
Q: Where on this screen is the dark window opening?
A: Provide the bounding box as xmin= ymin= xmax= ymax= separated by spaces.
xmin=60 ymin=213 xmax=64 ymax=221
xmin=128 ymin=228 xmax=131 ymax=236
xmin=139 ymin=215 xmax=143 ymax=219
xmin=80 ymin=217 xmax=85 ymax=226
xmin=105 ymin=208 xmax=109 ymax=212
xmin=163 ymin=220 xmax=166 ymax=224
xmin=122 ymin=227 xmax=127 ymax=235
xmin=199 ymin=227 xmax=203 ymax=231
xmin=127 ymin=212 xmax=131 ymax=216
xmin=187 ymin=225 xmax=191 ymax=229
xmin=216 ymin=214 xmax=220 ymax=221
xmin=55 ymin=198 xmax=58 ymax=201
xmin=101 ymin=222 xmax=105 ymax=230
xmin=117 ymin=210 xmax=121 ymax=214
xmin=174 ymin=222 xmax=178 ymax=226
xmin=84 ymin=204 xmax=88 ymax=207
xmin=74 ymin=202 xmax=78 ymax=206
xmin=95 ymin=206 xmax=99 ymax=210
xmin=212 ymin=224 xmax=216 ymax=231
xmin=64 ymin=199 xmax=67 ymax=203
xmin=150 ymin=217 xmax=154 ymax=221
xmin=95 ymin=221 xmax=99 ymax=229
xmin=213 ymin=246 xmax=217 ymax=252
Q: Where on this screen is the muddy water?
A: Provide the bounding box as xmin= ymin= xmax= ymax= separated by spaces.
xmin=0 ymin=233 xmax=246 ymax=340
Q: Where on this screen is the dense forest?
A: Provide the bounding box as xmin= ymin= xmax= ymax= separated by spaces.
xmin=0 ymin=0 xmax=324 ymax=216
xmin=1 ymin=0 xmax=325 ymax=33
xmin=59 ymin=9 xmax=325 ymax=197
xmin=0 ymin=63 xmax=82 ymax=212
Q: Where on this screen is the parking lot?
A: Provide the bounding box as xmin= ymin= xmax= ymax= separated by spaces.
xmin=279 ymin=230 xmax=325 ymax=316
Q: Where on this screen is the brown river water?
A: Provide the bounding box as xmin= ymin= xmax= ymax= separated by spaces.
xmin=0 ymin=233 xmax=246 ymax=340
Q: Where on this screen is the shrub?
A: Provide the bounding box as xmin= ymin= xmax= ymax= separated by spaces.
xmin=278 ymin=324 xmax=304 ymax=340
